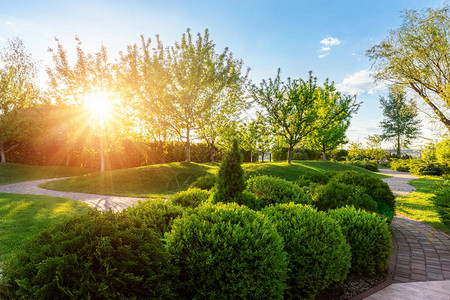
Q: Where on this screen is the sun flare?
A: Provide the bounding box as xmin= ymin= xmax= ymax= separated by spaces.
xmin=83 ymin=93 xmax=114 ymax=120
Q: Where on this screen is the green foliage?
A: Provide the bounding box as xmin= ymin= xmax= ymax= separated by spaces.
xmin=331 ymin=171 xmax=396 ymax=212
xmin=171 ymin=188 xmax=209 ymax=208
xmin=436 ymin=138 xmax=450 ymax=167
xmin=291 ymin=149 xmax=309 ymax=160
xmin=272 ymin=146 xmax=289 ymax=161
xmin=345 ymin=160 xmax=379 ymax=172
xmin=313 ymin=181 xmax=378 ymax=213
xmin=167 ymin=202 xmax=288 ymax=299
xmin=297 ymin=171 xmax=337 ymax=186
xmin=327 ymin=206 xmax=392 ymax=275
xmin=211 ymin=139 xmax=246 ymax=203
xmin=390 ymin=159 xmax=411 ymax=172
xmin=126 ymin=198 xmax=183 ymax=237
xmin=379 ymin=86 xmax=421 ymax=155
xmin=391 ymin=159 xmax=445 ymax=176
xmin=432 ymin=182 xmax=450 ymax=228
xmin=262 ymin=203 xmax=351 ymax=299
xmin=0 ymin=210 xmax=174 ymax=299
xmin=189 ymin=174 xmax=216 ymax=190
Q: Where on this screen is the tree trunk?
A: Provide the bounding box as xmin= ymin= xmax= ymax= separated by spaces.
xmin=159 ymin=141 xmax=166 ymax=164
xmin=100 ymin=137 xmax=105 ymax=172
xmin=209 ymin=140 xmax=215 ymax=163
xmin=261 ymin=152 xmax=264 ymax=162
xmin=322 ymin=151 xmax=327 ymax=161
xmin=0 ymin=143 xmax=5 ymax=163
xmin=397 ymin=133 xmax=401 ymax=156
xmin=287 ymin=144 xmax=294 ymax=164
xmin=65 ymin=153 xmax=71 ymax=167
xmin=250 ymin=151 xmax=253 ymax=163
xmin=186 ymin=126 xmax=191 ymax=163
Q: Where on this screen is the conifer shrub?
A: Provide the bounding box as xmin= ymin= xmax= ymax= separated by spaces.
xmin=211 ymin=139 xmax=246 ymax=204
xmin=330 ymin=171 xmax=395 ymax=211
xmin=126 ymin=198 xmax=183 ymax=237
xmin=0 ymin=210 xmax=175 ymax=299
xmin=171 ymin=188 xmax=209 ymax=208
xmin=262 ymin=203 xmax=351 ymax=299
xmin=190 ymin=174 xmax=216 ymax=190
xmin=327 ymin=206 xmax=392 ymax=275
xmin=167 ymin=202 xmax=288 ymax=299
xmin=313 ymin=181 xmax=378 ymax=213
xmin=247 ymin=175 xmax=311 ymax=208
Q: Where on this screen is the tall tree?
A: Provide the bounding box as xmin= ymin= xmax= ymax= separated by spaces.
xmin=367 ymin=4 xmax=450 ymax=132
xmin=0 ymin=38 xmax=39 ymax=163
xmin=165 ymin=29 xmax=245 ymax=163
xmin=305 ymin=80 xmax=360 ymax=161
xmin=252 ymin=70 xmax=356 ymax=164
xmin=365 ymin=134 xmax=385 ymax=161
xmin=379 ymin=86 xmax=421 ymax=156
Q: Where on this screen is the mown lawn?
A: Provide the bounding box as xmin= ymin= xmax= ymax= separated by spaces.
xmin=0 ymin=193 xmax=90 ymax=266
xmin=395 ymin=176 xmax=449 ymax=233
xmin=40 ymin=160 xmax=387 ymax=198
xmin=0 ymin=163 xmax=94 ymax=185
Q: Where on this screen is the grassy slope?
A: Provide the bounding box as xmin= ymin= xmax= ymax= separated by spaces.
xmin=0 ymin=193 xmax=90 ymax=265
xmin=40 ymin=160 xmax=387 ymax=198
xmin=395 ymin=176 xmax=449 ymax=233
xmin=0 ymin=163 xmax=94 ymax=185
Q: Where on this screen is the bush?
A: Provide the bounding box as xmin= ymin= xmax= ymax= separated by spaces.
xmin=246 ymin=175 xmax=311 ymax=208
xmin=167 ymin=202 xmax=288 ymax=299
xmin=313 ymin=181 xmax=378 ymax=213
xmin=190 ymin=174 xmax=216 ymax=190
xmin=327 ymin=206 xmax=392 ymax=275
xmin=333 ymin=149 xmax=349 ymax=161
xmin=0 ymin=210 xmax=175 ymax=299
xmin=417 ymin=164 xmax=444 ymax=176
xmin=172 ymin=188 xmax=209 ymax=208
xmin=432 ymin=182 xmax=450 ymax=228
xmin=331 ymin=171 xmax=395 ymax=212
xmin=262 ymin=203 xmax=351 ymax=299
xmin=126 ymin=198 xmax=183 ymax=237
xmin=292 ymin=149 xmax=309 ymax=160
xmin=272 ymin=146 xmax=289 ymax=161
xmin=211 ymin=140 xmax=246 ymax=204
xmin=297 ymin=171 xmax=336 ymax=186
xmin=347 ymin=160 xmax=379 ymax=172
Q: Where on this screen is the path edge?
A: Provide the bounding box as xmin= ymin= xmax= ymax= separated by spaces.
xmin=350 ymin=232 xmax=398 ymax=300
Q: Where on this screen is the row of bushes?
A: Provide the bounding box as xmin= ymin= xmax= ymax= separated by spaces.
xmin=391 ymin=159 xmax=447 ymax=176
xmin=0 ymin=202 xmax=392 ymax=300
xmin=343 ymin=159 xmax=379 ymax=172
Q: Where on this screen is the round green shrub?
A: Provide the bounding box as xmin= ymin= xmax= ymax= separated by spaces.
xmin=0 ymin=210 xmax=175 ymax=299
xmin=172 ymin=188 xmax=209 ymax=208
xmin=126 ymin=198 xmax=183 ymax=237
xmin=330 ymin=171 xmax=395 ymax=211
xmin=327 ymin=206 xmax=392 ymax=276
xmin=297 ymin=171 xmax=336 ymax=185
xmin=262 ymin=203 xmax=351 ymax=299
xmin=190 ymin=174 xmax=216 ymax=190
xmin=313 ymin=181 xmax=378 ymax=213
xmin=167 ymin=202 xmax=288 ymax=299
xmin=247 ymin=175 xmax=311 ymax=208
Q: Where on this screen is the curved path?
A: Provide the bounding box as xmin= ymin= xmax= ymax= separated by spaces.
xmin=0 ymin=178 xmax=144 ymax=212
xmin=367 ymin=169 xmax=450 ymax=300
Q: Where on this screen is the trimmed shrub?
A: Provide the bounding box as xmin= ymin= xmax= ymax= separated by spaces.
xmin=432 ymin=182 xmax=450 ymax=228
xmin=347 ymin=160 xmax=379 ymax=172
xmin=211 ymin=140 xmax=246 ymax=204
xmin=172 ymin=188 xmax=209 ymax=208
xmin=313 ymin=181 xmax=378 ymax=213
xmin=167 ymin=202 xmax=288 ymax=299
xmin=126 ymin=198 xmax=183 ymax=237
xmin=262 ymin=203 xmax=351 ymax=299
xmin=190 ymin=174 xmax=216 ymax=190
xmin=331 ymin=171 xmax=395 ymax=212
xmin=247 ymin=175 xmax=311 ymax=208
xmin=297 ymin=171 xmax=336 ymax=185
xmin=327 ymin=206 xmax=392 ymax=275
xmin=0 ymin=210 xmax=175 ymax=299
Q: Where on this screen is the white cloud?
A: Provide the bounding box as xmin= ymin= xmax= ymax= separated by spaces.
xmin=320 ymin=46 xmax=331 ymax=51
xmin=320 ymin=36 xmax=341 ymax=46
xmin=318 ymin=53 xmax=329 ymax=58
xmin=336 ymin=70 xmax=387 ymax=95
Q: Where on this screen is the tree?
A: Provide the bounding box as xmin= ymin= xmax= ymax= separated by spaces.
xmin=379 ymin=86 xmax=421 ymax=156
xmin=252 ymin=70 xmax=356 ymax=164
xmin=0 ymin=38 xmax=39 ymax=163
xmin=165 ymin=29 xmax=246 ymax=163
xmin=304 ymin=80 xmax=359 ymax=161
xmin=367 ymin=4 xmax=450 ymax=132
xmin=365 ymin=134 xmax=385 ymax=161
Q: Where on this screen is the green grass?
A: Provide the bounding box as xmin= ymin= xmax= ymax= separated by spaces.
xmin=0 ymin=163 xmax=94 ymax=185
xmin=40 ymin=160 xmax=387 ymax=198
xmin=395 ymin=176 xmax=449 ymax=233
xmin=0 ymin=193 xmax=90 ymax=266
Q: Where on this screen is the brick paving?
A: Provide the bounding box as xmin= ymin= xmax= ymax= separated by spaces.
xmin=377 ymin=169 xmax=450 ymax=283
xmin=0 ymin=178 xmax=143 ymax=212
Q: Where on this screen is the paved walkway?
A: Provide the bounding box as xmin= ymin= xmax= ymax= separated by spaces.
xmin=0 ymin=178 xmax=144 ymax=212
xmin=367 ymin=169 xmax=450 ymax=299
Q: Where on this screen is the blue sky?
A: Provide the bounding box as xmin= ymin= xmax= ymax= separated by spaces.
xmin=0 ymin=0 xmax=443 ymax=148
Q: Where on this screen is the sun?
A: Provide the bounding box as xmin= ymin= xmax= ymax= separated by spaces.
xmin=83 ymin=93 xmax=114 ymax=120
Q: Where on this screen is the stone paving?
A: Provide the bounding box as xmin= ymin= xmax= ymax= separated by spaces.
xmin=379 ymin=168 xmax=419 ymax=196
xmin=0 ymin=178 xmax=144 ymax=212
